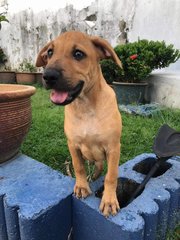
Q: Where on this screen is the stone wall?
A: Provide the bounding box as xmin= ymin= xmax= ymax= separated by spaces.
xmin=1 ymin=0 xmax=179 ymax=70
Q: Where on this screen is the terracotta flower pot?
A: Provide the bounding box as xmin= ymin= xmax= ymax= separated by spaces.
xmin=0 ymin=84 xmax=36 ymax=163
xmin=34 ymin=72 xmax=43 ymax=86
xmin=16 ymin=72 xmax=36 ymax=84
xmin=0 ymin=71 xmax=16 ymax=83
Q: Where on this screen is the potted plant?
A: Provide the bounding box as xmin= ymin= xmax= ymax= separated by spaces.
xmin=101 ymin=40 xmax=180 ymax=105
xmin=0 ymin=84 xmax=36 ymax=163
xmin=34 ymin=71 xmax=43 ymax=86
xmin=16 ymin=60 xmax=37 ymax=84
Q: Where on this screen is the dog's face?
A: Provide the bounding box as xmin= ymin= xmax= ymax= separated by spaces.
xmin=36 ymin=31 xmax=122 ymax=105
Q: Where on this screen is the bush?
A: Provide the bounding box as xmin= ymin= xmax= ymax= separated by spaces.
xmin=100 ymin=59 xmax=122 ymax=84
xmin=19 ymin=60 xmax=37 ymax=72
xmin=101 ymin=40 xmax=180 ymax=83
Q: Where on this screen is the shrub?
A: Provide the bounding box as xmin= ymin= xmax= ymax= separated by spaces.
xmin=100 ymin=59 xmax=122 ymax=84
xmin=101 ymin=40 xmax=180 ymax=83
xmin=19 ymin=60 xmax=37 ymax=72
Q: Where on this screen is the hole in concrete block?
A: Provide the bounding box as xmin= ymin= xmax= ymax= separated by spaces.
xmin=133 ymin=157 xmax=172 ymax=177
xmin=95 ymin=178 xmax=144 ymax=208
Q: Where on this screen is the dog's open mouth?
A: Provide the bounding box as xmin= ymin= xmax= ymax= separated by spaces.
xmin=50 ymin=81 xmax=84 ymax=106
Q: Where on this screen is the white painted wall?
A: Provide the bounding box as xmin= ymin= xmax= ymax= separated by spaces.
xmin=0 ymin=0 xmax=135 ymax=69
xmin=129 ymin=0 xmax=180 ymax=71
xmin=7 ymin=0 xmax=96 ymax=12
xmin=1 ymin=0 xmax=179 ymax=71
xmin=147 ymin=72 xmax=180 ymax=108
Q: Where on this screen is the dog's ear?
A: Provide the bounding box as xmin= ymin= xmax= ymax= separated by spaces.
xmin=36 ymin=42 xmax=52 ymax=67
xmin=90 ymin=36 xmax=122 ymax=69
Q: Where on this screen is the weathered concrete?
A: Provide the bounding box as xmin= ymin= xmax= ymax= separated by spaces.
xmin=0 ymin=154 xmax=75 ymax=240
xmin=73 ymin=154 xmax=180 ymax=240
xmin=129 ymin=0 xmax=180 ymax=72
xmin=0 ymin=0 xmax=180 ymax=71
xmin=147 ymin=72 xmax=180 ymax=108
xmin=0 ymin=153 xmax=179 ymax=239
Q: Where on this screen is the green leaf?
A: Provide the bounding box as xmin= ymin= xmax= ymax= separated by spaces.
xmin=0 ymin=15 xmax=9 ymax=23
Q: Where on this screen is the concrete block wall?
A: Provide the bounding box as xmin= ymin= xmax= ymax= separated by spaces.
xmin=147 ymin=72 xmax=180 ymax=109
xmin=0 ymin=153 xmax=179 ymax=240
xmin=72 ymin=153 xmax=180 ymax=240
xmin=0 ymin=154 xmax=75 ymax=240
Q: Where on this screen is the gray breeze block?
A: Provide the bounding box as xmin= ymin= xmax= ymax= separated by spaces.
xmin=0 ymin=154 xmax=75 ymax=240
xmin=72 ymin=153 xmax=180 ymax=240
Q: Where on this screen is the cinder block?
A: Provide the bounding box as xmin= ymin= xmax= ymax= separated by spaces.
xmin=72 ymin=172 xmax=146 ymax=240
xmin=73 ymin=154 xmax=180 ymax=240
xmin=0 ymin=154 xmax=75 ymax=240
xmin=160 ymin=158 xmax=180 ymax=229
xmin=1 ymin=153 xmax=179 ymax=240
xmin=124 ymin=188 xmax=160 ymax=240
xmin=121 ymin=154 xmax=180 ymax=239
xmin=73 ymin=194 xmax=145 ymax=240
xmin=3 ymin=201 xmax=20 ymax=240
xmin=0 ymin=195 xmax=8 ymax=240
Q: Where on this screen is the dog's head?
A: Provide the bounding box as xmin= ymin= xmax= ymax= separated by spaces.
xmin=36 ymin=31 xmax=122 ymax=105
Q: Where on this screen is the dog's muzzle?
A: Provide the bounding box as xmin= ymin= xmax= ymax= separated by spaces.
xmin=43 ymin=68 xmax=84 ymax=105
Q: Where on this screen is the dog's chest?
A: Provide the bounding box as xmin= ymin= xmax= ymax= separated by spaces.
xmin=80 ymin=141 xmax=105 ymax=162
xmin=77 ymin=133 xmax=105 ymax=162
xmin=65 ymin=117 xmax=106 ymax=162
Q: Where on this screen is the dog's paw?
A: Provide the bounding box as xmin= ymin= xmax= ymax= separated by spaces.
xmin=99 ymin=193 xmax=120 ymax=217
xmin=74 ymin=183 xmax=92 ymax=199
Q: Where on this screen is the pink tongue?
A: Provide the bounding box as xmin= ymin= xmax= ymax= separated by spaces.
xmin=50 ymin=90 xmax=68 ymax=104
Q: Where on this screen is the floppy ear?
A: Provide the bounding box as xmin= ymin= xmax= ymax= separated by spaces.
xmin=90 ymin=36 xmax=122 ymax=69
xmin=36 ymin=42 xmax=52 ymax=67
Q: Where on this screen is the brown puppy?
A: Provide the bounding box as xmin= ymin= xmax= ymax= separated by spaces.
xmin=36 ymin=31 xmax=122 ymax=217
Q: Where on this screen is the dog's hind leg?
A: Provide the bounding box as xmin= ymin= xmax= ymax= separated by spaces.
xmin=92 ymin=161 xmax=103 ymax=180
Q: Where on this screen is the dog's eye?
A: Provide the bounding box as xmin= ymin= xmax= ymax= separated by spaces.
xmin=47 ymin=49 xmax=53 ymax=58
xmin=73 ymin=50 xmax=86 ymax=61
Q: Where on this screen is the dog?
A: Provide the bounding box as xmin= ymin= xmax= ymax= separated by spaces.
xmin=36 ymin=31 xmax=122 ymax=217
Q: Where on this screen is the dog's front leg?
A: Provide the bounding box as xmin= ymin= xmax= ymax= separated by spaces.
xmin=99 ymin=145 xmax=120 ymax=217
xmin=68 ymin=141 xmax=92 ymax=198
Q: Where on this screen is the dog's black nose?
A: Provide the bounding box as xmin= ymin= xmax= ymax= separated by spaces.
xmin=43 ymin=68 xmax=61 ymax=87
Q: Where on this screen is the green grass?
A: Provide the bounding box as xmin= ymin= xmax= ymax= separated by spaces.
xmin=21 ymin=86 xmax=180 ymax=239
xmin=21 ymin=87 xmax=69 ymax=173
xmin=166 ymin=223 xmax=180 ymax=240
xmin=121 ymin=107 xmax=180 ymax=164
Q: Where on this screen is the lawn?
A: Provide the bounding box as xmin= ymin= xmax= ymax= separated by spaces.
xmin=21 ymin=86 xmax=180 ymax=239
